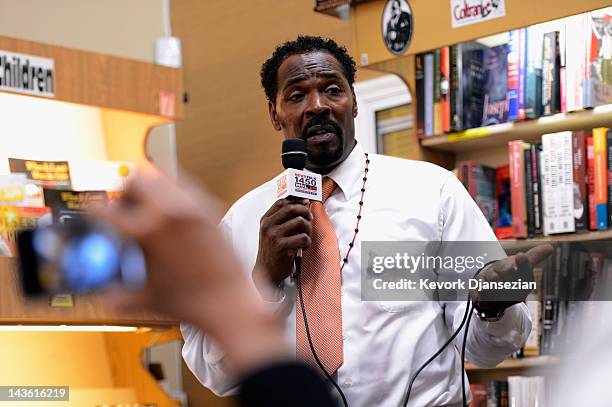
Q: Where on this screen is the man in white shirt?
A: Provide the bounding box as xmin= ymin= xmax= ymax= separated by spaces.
xmin=182 ymin=35 xmax=549 ymax=406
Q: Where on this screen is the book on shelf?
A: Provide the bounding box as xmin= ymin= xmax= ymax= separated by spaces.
xmin=585 ymin=9 xmax=612 ymax=108
xmin=507 ymin=29 xmax=521 ymax=121
xmin=525 ymin=26 xmax=544 ymax=118
xmin=457 ymin=161 xmax=497 ymax=229
xmin=573 ymin=131 xmax=589 ymax=231
xmin=424 ymin=52 xmax=434 ymax=136
xmin=509 ymin=140 xmax=530 ymax=238
xmin=468 ymin=383 xmax=487 ymax=407
xmin=587 ymin=135 xmax=597 ymax=230
xmin=541 ymin=132 xmax=575 ymax=235
xmin=508 ymin=376 xmax=546 ymax=407
xmin=592 ymin=127 xmax=608 ymax=229
xmin=541 ymin=31 xmax=561 ymax=116
xmin=440 ymin=46 xmax=452 ymax=133
xmin=481 ymin=44 xmax=509 ymax=127
xmin=433 ymin=49 xmax=443 ymax=135
xmin=450 ymin=44 xmax=463 ymax=131
xmin=462 ymin=45 xmax=486 ymax=130
xmin=495 ymin=165 xmax=513 ymax=239
xmin=415 ymin=53 xmax=425 ymax=138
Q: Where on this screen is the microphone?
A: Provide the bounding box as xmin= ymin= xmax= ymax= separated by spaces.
xmin=277 ymin=139 xmax=322 ymax=201
xmin=278 ymin=139 xmax=322 ymax=276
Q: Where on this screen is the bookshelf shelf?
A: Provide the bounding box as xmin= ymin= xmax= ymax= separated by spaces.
xmin=500 ymin=230 xmax=612 ymax=251
xmin=420 ymin=105 xmax=612 ymax=153
xmin=466 ymin=356 xmax=561 ymax=372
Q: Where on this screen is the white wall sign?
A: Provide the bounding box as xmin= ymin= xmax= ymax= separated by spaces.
xmin=451 ymin=0 xmax=506 ymax=28
xmin=0 ymin=50 xmax=54 ymax=98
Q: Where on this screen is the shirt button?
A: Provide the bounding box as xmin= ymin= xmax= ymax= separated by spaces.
xmin=344 ymin=378 xmax=353 ymax=387
xmin=343 ymin=333 xmax=349 ymax=341
xmin=341 ymin=288 xmax=345 ymax=296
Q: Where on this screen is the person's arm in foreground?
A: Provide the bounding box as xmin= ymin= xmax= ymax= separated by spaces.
xmin=95 ymin=169 xmax=336 ymax=407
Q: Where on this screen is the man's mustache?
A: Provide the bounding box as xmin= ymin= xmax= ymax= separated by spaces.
xmin=301 ymin=116 xmax=343 ymax=139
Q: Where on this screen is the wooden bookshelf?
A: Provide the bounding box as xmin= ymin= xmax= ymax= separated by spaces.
xmin=501 ymin=230 xmax=612 ymax=251
xmin=465 ymin=356 xmax=561 ymax=372
xmin=420 ymin=105 xmax=612 ymax=153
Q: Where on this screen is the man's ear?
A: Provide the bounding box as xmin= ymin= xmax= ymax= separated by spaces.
xmin=352 ymin=91 xmax=358 ymax=118
xmin=268 ymin=100 xmax=282 ymax=131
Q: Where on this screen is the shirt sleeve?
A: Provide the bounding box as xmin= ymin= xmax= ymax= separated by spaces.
xmin=439 ymin=173 xmax=532 ymax=368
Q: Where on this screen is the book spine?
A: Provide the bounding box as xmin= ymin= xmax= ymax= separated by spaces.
xmin=463 ymin=49 xmax=485 ymax=129
xmin=518 ymin=28 xmax=527 ymax=120
xmin=424 ymin=53 xmax=434 ymax=136
xmin=541 ymin=132 xmax=575 ymax=235
xmin=573 ymin=131 xmax=588 ymax=230
xmin=440 ymin=47 xmax=451 ymax=133
xmin=450 ymin=44 xmax=463 ymax=131
xmin=509 ymin=140 xmax=527 ymax=238
xmin=587 ymin=135 xmax=596 ymax=230
xmin=495 ymin=164 xmax=513 ymax=239
xmin=552 ymin=31 xmax=562 ymax=113
xmin=559 ymin=23 xmax=567 ymax=113
xmin=607 ymin=130 xmax=612 ymax=228
xmin=433 ymin=49 xmax=442 ymax=135
xmin=415 ymin=54 xmax=425 ymax=138
xmin=532 ymin=143 xmax=544 ymax=235
xmin=524 ymin=147 xmax=535 ymax=237
xmin=507 ymin=30 xmax=520 ymax=121
xmin=542 ymin=31 xmax=561 ymax=116
xmin=584 ymin=12 xmax=593 ymax=108
xmin=593 ymin=127 xmax=608 ymax=229
xmin=525 ymin=26 xmax=543 ymax=118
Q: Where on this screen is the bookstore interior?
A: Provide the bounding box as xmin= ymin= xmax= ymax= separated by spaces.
xmin=0 ymin=0 xmax=611 ymax=406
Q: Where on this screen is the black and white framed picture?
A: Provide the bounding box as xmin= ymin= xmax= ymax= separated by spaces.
xmin=381 ymin=0 xmax=413 ymax=56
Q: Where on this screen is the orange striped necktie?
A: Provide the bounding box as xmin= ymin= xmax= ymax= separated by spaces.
xmin=296 ymin=177 xmax=343 ymax=374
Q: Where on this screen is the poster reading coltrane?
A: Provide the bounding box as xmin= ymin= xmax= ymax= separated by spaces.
xmin=43 ymin=189 xmax=108 ymax=224
xmin=9 ymin=158 xmax=71 ymax=189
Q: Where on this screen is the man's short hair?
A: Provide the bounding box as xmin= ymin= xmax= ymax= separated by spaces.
xmin=260 ymin=35 xmax=357 ymax=103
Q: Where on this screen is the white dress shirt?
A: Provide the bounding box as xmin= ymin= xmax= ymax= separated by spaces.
xmin=182 ymin=141 xmax=531 ymax=407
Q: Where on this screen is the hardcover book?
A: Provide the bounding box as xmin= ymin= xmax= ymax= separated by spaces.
xmin=450 ymin=44 xmax=463 ymax=131
xmin=509 ymin=140 xmax=530 ymax=237
xmin=507 ymin=29 xmax=520 ymax=121
xmin=415 ymin=54 xmax=425 ymax=138
xmin=440 ymin=47 xmax=451 ymax=133
xmin=584 ymin=9 xmax=612 ymax=108
xmin=541 ymin=132 xmax=575 ymax=235
xmin=496 ymin=164 xmax=513 ymax=239
xmin=593 ymin=127 xmax=608 ymax=229
xmin=573 ymin=131 xmax=589 ymax=231
xmin=541 ymin=31 xmax=561 ymax=116
xmin=525 ymin=26 xmax=544 ymax=118
xmin=461 ymin=47 xmax=486 ymax=130
xmin=481 ymin=44 xmax=509 ymax=126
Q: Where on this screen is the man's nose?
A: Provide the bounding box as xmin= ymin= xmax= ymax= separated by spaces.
xmin=304 ymin=92 xmax=331 ymax=117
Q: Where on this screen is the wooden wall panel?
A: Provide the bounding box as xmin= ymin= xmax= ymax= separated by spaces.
xmin=172 ymin=0 xmax=361 ymax=205
xmin=0 ymin=36 xmax=184 ymax=119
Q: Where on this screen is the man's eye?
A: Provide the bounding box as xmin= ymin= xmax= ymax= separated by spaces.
xmin=288 ymin=92 xmax=304 ymax=101
xmin=326 ymin=86 xmax=342 ymax=95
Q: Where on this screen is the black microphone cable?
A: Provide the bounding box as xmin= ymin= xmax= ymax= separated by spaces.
xmin=295 ymin=259 xmax=349 ymax=407
xmin=402 ymin=259 xmax=498 ymax=407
